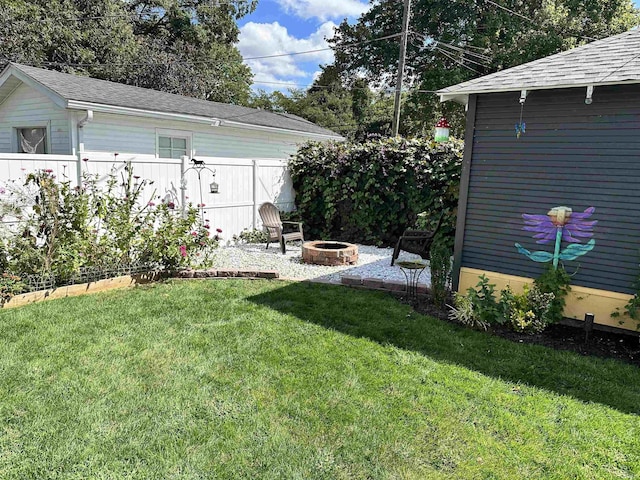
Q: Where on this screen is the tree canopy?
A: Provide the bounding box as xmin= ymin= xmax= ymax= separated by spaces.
xmin=0 ymin=0 xmax=257 ymax=104
xmin=327 ymin=0 xmax=640 ymax=137
xmin=247 ymin=0 xmax=639 ymax=139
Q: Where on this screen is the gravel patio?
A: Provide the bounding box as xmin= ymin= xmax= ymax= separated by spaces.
xmin=211 ymin=242 xmax=431 ymax=286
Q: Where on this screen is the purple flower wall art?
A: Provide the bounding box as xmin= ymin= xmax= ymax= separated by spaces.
xmin=515 ymin=206 xmax=596 ymax=268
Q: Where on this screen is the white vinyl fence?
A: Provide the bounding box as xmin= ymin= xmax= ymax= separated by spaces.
xmin=0 ymin=153 xmax=295 ymax=240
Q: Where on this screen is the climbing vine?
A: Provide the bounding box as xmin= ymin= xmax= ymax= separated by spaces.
xmin=289 ymin=137 xmax=463 ymax=246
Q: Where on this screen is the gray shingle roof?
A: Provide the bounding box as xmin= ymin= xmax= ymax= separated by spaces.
xmin=438 ymin=28 xmax=640 ymax=101
xmin=9 ymin=63 xmax=341 ymax=138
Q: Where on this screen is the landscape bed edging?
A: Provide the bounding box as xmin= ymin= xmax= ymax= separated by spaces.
xmin=3 ymin=269 xmax=280 ymax=309
xmin=2 ymin=269 xmax=429 ymax=310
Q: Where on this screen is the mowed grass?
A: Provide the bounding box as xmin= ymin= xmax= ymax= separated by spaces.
xmin=0 ymin=280 xmax=639 ymax=479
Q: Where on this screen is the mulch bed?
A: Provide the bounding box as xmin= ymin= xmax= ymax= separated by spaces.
xmin=412 ymin=296 xmax=640 ymax=367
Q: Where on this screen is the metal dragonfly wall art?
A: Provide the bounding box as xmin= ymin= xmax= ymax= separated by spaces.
xmin=515 ymin=206 xmax=597 ymax=268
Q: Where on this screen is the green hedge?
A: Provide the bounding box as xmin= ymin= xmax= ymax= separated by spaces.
xmin=289 ymin=137 xmax=463 ymax=246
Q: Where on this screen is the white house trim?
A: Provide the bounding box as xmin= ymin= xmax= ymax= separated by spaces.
xmin=67 ymin=101 xmax=342 ymax=141
xmin=221 ymin=119 xmax=341 ymax=141
xmin=68 ymin=101 xmax=222 ymax=126
xmin=0 ymin=67 xmax=67 ymax=109
xmin=155 ymin=128 xmax=194 ymax=159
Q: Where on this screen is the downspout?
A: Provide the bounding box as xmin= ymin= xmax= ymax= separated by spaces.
xmin=76 ymin=110 xmax=93 ymax=186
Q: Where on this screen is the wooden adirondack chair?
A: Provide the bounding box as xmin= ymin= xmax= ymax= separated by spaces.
xmin=390 ymin=215 xmax=444 ymax=266
xmin=258 ymin=202 xmax=304 ymax=254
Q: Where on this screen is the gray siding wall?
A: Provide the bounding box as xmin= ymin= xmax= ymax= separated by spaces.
xmin=461 ymin=84 xmax=640 ymax=294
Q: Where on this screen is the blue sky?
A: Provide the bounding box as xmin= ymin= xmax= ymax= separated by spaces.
xmin=237 ymin=0 xmax=640 ymax=92
xmin=237 ymin=0 xmax=370 ymax=91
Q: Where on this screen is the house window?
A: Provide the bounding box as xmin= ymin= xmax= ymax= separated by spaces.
xmin=158 ymin=135 xmax=188 ymax=159
xmin=17 ymin=127 xmax=47 ymax=154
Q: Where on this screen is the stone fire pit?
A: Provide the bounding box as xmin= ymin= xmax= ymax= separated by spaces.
xmin=302 ymin=241 xmax=359 ymax=266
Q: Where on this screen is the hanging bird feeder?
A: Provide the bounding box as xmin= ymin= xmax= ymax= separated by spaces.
xmin=434 ymin=117 xmax=450 ymax=142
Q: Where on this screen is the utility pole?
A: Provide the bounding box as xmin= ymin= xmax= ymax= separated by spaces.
xmin=391 ymin=0 xmax=412 ymax=137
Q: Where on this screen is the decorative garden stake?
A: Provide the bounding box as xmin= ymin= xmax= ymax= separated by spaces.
xmin=434 ymin=117 xmax=450 ymax=142
xmin=515 ymin=206 xmax=597 ymax=268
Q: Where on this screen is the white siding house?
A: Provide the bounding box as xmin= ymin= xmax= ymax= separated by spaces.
xmin=0 ymin=63 xmax=343 ymax=236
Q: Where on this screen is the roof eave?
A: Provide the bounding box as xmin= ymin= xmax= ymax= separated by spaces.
xmin=1 ymin=64 xmax=67 ymax=108
xmin=439 ymin=78 xmax=640 ymax=102
xmin=439 ymin=93 xmax=469 ymax=104
xmin=67 ymin=100 xmax=344 ymax=140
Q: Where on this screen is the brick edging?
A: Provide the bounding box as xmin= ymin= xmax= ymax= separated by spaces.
xmin=340 ymin=275 xmax=429 ymax=295
xmin=174 ymin=271 xmax=429 ymax=296
xmin=173 ymin=269 xmax=279 ymax=279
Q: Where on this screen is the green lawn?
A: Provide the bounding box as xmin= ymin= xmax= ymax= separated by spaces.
xmin=1 ymin=280 xmax=639 ymax=479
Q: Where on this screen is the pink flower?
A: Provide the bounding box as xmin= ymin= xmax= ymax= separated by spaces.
xmin=191 ymin=231 xmax=198 ymax=236
xmin=147 ymin=202 xmax=155 ymax=207
xmin=179 ymin=245 xmax=187 ymax=257
xmin=216 ymin=228 xmax=222 ymax=233
xmin=198 ymin=203 xmax=206 ymax=208
xmin=82 ymin=158 xmax=89 ymax=162
xmin=134 ymin=176 xmax=140 ymax=180
xmin=167 ymin=202 xmax=175 ymax=209
xmin=0 ymin=187 xmax=5 ymax=194
xmin=44 ymin=169 xmax=53 ymax=173
xmin=204 ymin=224 xmax=210 ymax=229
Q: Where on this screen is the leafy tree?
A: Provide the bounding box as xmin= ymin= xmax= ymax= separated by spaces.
xmin=0 ymin=0 xmax=256 ymax=104
xmin=248 ymin=66 xmax=357 ymax=137
xmin=329 ymin=0 xmax=640 ymax=137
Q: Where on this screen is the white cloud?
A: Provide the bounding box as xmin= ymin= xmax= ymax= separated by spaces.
xmin=238 ymin=21 xmax=337 ymax=89
xmin=276 ymin=0 xmax=370 ymax=22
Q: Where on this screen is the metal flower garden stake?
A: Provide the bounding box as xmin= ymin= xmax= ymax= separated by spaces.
xmin=515 ymin=206 xmax=597 ymax=268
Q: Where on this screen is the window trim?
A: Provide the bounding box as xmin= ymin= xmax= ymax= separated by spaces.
xmin=155 ymin=128 xmax=193 ymax=160
xmin=12 ymin=122 xmax=51 ymax=154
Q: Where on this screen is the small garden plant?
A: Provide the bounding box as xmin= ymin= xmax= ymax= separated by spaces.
xmin=449 ymin=267 xmax=570 ymax=334
xmin=428 ymin=237 xmax=452 ymax=308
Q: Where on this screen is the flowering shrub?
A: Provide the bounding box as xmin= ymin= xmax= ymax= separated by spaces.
xmin=0 ymin=162 xmax=219 ymax=287
xmin=289 ymin=137 xmax=463 ymax=246
xmin=139 ymin=205 xmax=217 ymax=269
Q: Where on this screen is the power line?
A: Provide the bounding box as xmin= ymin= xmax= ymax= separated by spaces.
xmin=5 ymin=31 xmax=405 ymax=69
xmin=432 ymin=43 xmax=490 ymax=68
xmin=598 ymin=50 xmax=640 ymax=83
xmin=434 ymin=46 xmax=481 ymax=74
xmin=479 ymin=0 xmax=598 ymax=42
xmin=251 ymin=79 xmax=401 ymax=91
xmin=243 ymin=32 xmax=405 ymax=61
xmin=411 ymin=32 xmax=492 ymax=63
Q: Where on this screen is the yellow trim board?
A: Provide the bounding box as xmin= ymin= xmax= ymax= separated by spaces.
xmin=459 ymin=267 xmax=638 ymax=332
